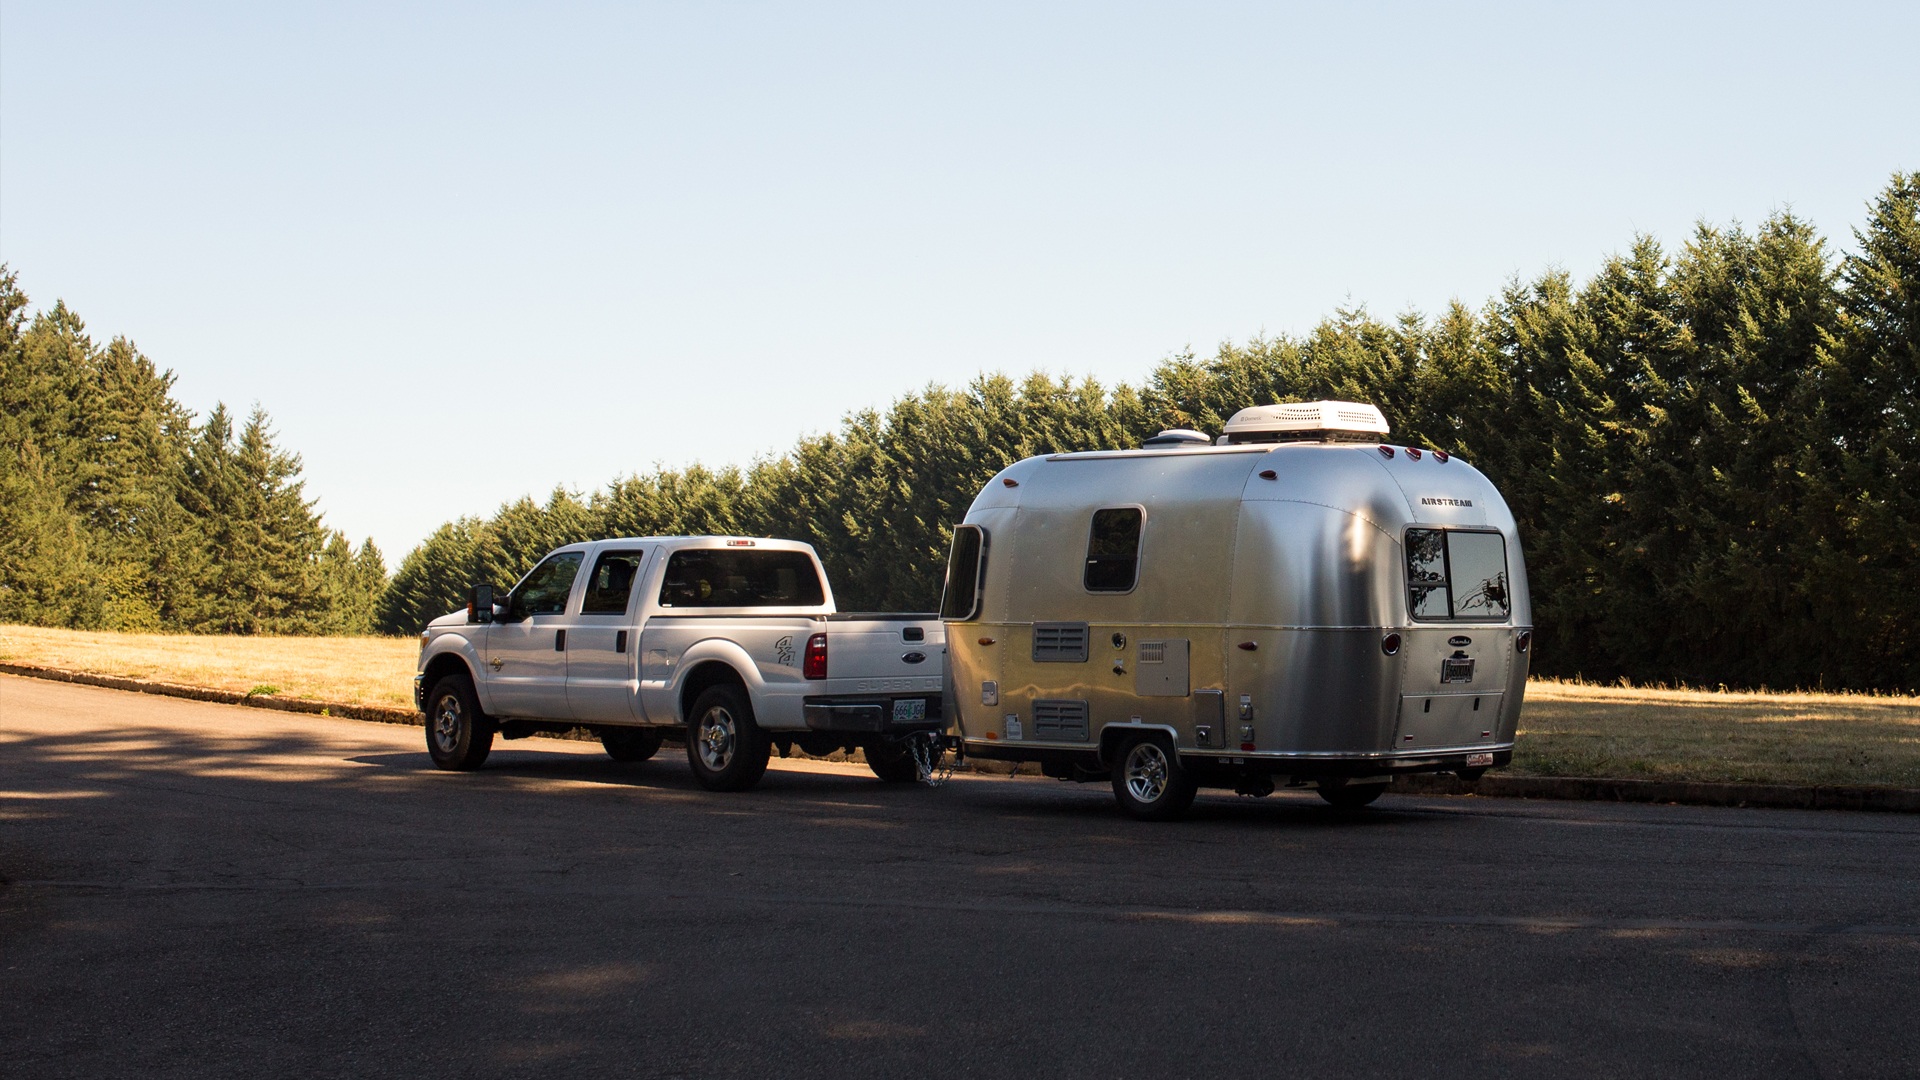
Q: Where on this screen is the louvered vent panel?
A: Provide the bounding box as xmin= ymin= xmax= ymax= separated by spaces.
xmin=1139 ymin=641 xmax=1167 ymax=663
xmin=1032 ymin=622 xmax=1090 ymax=662
xmin=1032 ymin=699 xmax=1090 ymax=742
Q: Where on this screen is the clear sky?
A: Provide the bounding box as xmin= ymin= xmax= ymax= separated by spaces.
xmin=3 ymin=1 xmax=1915 ymax=562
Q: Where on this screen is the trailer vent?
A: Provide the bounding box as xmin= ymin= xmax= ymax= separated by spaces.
xmin=1221 ymin=400 xmax=1391 ymax=443
xmin=1141 ymin=428 xmax=1211 ymax=448
xmin=1032 ymin=699 xmax=1090 ymax=741
xmin=1032 ymin=622 xmax=1090 ymax=662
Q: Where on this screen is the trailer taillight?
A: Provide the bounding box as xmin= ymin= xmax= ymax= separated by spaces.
xmin=1516 ymin=631 xmax=1532 ymax=653
xmin=1381 ymin=633 xmax=1402 ymax=656
xmin=803 ymin=634 xmax=829 ymax=679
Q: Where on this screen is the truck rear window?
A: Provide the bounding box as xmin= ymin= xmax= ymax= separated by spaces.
xmin=1406 ymin=528 xmax=1510 ymax=621
xmin=659 ymin=549 xmax=825 ymax=608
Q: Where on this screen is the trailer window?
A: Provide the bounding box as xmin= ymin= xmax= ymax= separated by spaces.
xmin=1084 ymin=508 xmax=1143 ymax=593
xmin=581 ymin=550 xmax=645 ymax=614
xmin=940 ymin=525 xmax=987 ymax=621
xmin=1406 ymin=529 xmax=1510 ymax=621
xmin=658 ymin=549 xmax=825 ymax=608
xmin=509 ymin=551 xmax=583 ymax=618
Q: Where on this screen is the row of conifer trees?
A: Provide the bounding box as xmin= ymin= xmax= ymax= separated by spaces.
xmin=4 ymin=173 xmax=1915 ymax=689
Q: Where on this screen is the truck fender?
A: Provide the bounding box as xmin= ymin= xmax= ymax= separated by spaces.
xmin=420 ymin=633 xmax=489 ymax=714
xmin=668 ymin=637 xmax=773 ymax=724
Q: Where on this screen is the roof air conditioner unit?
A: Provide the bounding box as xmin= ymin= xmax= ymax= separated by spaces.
xmin=1221 ymin=401 xmax=1390 ymax=444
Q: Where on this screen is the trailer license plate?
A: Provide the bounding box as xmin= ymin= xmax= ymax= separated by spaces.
xmin=892 ymin=698 xmax=927 ymax=723
xmin=1466 ymin=752 xmax=1495 ymax=768
xmin=1441 ymin=657 xmax=1475 ymax=683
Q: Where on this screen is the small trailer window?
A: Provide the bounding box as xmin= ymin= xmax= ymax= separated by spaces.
xmin=1084 ymin=507 xmax=1143 ymax=593
xmin=1406 ymin=529 xmax=1510 ymax=621
xmin=659 ymin=549 xmax=825 ymax=607
xmin=940 ymin=525 xmax=987 ymax=620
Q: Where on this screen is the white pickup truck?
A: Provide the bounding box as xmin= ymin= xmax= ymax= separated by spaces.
xmin=413 ymin=536 xmax=946 ymax=790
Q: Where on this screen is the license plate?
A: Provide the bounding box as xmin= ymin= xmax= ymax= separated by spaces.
xmin=1441 ymin=657 xmax=1475 ymax=683
xmin=1466 ymin=751 xmax=1495 ymax=768
xmin=892 ymin=698 xmax=927 ymax=723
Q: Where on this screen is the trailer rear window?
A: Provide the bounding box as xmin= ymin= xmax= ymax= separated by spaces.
xmin=1406 ymin=529 xmax=1510 ymax=621
xmin=659 ymin=549 xmax=825 ymax=608
xmin=940 ymin=525 xmax=987 ymax=621
xmin=1084 ymin=507 xmax=1143 ymax=592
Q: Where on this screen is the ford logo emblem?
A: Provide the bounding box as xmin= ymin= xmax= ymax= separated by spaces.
xmin=1448 ymin=636 xmax=1472 ymax=648
xmin=901 ymin=652 xmax=927 ymax=664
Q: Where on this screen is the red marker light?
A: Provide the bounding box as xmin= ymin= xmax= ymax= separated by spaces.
xmin=725 ymin=539 xmax=755 ymax=547
xmin=1258 ymin=469 xmax=1277 ymax=480
xmin=1237 ymin=641 xmax=1258 ymax=651
xmin=1378 ymin=445 xmax=1395 ymax=459
xmin=1406 ymin=447 xmax=1422 ymax=460
xmin=1001 ymin=477 xmax=1019 ymax=487
xmin=1434 ymin=449 xmax=1450 ymax=463
xmin=977 ymin=637 xmax=996 ymax=646
xmin=803 ymin=634 xmax=829 ymax=679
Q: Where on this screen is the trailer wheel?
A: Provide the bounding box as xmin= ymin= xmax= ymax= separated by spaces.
xmin=600 ymin=727 xmax=663 ymax=762
xmin=864 ymin=738 xmax=920 ymax=783
xmin=686 ymin=685 xmax=771 ymax=792
xmin=1317 ymin=780 xmax=1389 ymax=809
xmin=1111 ymin=735 xmax=1197 ymax=821
xmin=425 ymin=673 xmax=492 ymax=771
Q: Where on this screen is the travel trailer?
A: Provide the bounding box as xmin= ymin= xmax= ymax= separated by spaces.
xmin=938 ymin=401 xmax=1531 ymax=820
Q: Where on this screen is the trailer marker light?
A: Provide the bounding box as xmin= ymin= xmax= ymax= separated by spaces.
xmin=1434 ymin=450 xmax=1450 ymax=463
xmin=1381 ymin=633 xmax=1402 ymax=656
xmin=1240 ymin=742 xmax=1256 ymax=752
xmin=1516 ymin=631 xmax=1532 ymax=653
xmin=984 ymin=730 xmax=999 ymax=740
xmin=977 ymin=637 xmax=996 ymax=646
xmin=803 ymin=633 xmax=829 ymax=679
xmin=1237 ymin=641 xmax=1258 ymax=651
xmin=1258 ymin=469 xmax=1277 ymax=480
xmin=1481 ymin=730 xmax=1493 ymax=738
xmin=1002 ymin=477 xmax=1019 ymax=487
xmin=1378 ymin=445 xmax=1395 ymax=458
xmin=1406 ymin=447 xmax=1422 ymax=460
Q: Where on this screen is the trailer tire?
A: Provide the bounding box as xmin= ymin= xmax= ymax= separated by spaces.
xmin=864 ymin=738 xmax=920 ymax=783
xmin=1317 ymin=780 xmax=1389 ymax=809
xmin=600 ymin=727 xmax=663 ymax=762
xmin=686 ymin=685 xmax=771 ymax=792
xmin=1111 ymin=735 xmax=1197 ymax=821
xmin=425 ymin=672 xmax=492 ymax=771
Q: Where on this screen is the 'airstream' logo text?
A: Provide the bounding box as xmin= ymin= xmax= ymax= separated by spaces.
xmin=1421 ymin=497 xmax=1474 ymax=507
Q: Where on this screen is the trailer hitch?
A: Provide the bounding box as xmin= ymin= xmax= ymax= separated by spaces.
xmin=907 ymin=731 xmax=962 ymax=787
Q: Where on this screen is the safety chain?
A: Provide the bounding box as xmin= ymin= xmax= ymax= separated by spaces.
xmin=908 ymin=731 xmax=955 ymax=787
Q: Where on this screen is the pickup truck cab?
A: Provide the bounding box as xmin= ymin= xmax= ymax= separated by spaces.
xmin=414 ymin=536 xmax=945 ymax=790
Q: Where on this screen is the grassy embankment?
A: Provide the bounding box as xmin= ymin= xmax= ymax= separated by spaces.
xmin=4 ymin=623 xmax=1918 ymax=789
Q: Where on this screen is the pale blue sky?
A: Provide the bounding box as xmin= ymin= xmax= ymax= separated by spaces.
xmin=3 ymin=1 xmax=1915 ymax=560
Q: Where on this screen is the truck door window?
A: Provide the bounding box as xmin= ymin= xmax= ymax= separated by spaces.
xmin=658 ymin=550 xmax=826 ymax=607
xmin=1406 ymin=529 xmax=1509 ymax=621
xmin=581 ymin=550 xmax=645 ymax=614
xmin=1084 ymin=508 xmax=1143 ymax=593
xmin=940 ymin=525 xmax=987 ymax=620
xmin=509 ymin=551 xmax=583 ymax=618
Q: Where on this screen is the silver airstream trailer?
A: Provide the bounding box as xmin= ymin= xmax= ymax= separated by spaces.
xmin=937 ymin=401 xmax=1531 ymax=820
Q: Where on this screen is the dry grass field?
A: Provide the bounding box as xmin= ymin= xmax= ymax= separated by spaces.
xmin=4 ymin=624 xmax=1918 ymax=788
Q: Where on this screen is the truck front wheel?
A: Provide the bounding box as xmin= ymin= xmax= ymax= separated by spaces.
xmin=686 ymin=685 xmax=771 ymax=792
xmin=425 ymin=673 xmax=492 ymax=771
xmin=1110 ymin=735 xmax=1197 ymax=821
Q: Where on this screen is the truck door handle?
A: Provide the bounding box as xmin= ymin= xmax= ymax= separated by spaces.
xmin=555 ymin=630 xmax=566 ymax=651
xmin=616 ymin=630 xmax=628 ymax=653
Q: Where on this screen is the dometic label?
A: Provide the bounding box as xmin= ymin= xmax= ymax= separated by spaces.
xmin=1420 ymin=497 xmax=1474 ymax=507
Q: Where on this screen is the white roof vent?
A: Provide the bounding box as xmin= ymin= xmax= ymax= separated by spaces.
xmin=1221 ymin=400 xmax=1390 ymax=443
xmin=1141 ymin=428 xmax=1211 ymax=448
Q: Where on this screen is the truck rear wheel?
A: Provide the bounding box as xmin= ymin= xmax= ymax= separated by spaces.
xmin=601 ymin=727 xmax=663 ymax=762
xmin=864 ymin=737 xmax=921 ymax=783
xmin=1317 ymin=780 xmax=1389 ymax=809
xmin=425 ymin=672 xmax=492 ymax=771
xmin=686 ymin=685 xmax=771 ymax=792
xmin=1111 ymin=735 xmax=1197 ymax=821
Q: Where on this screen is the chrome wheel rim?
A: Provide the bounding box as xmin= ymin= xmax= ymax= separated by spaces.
xmin=432 ymin=694 xmax=462 ymax=754
xmin=1124 ymin=742 xmax=1170 ymax=804
xmin=696 ymin=707 xmax=737 ymax=771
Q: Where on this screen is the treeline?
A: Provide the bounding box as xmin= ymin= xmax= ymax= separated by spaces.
xmin=0 ymin=272 xmax=386 ymax=633
xmin=379 ymin=172 xmax=1920 ymax=691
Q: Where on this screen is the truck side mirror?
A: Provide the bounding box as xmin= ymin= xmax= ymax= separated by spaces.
xmin=468 ymin=584 xmax=499 ymax=624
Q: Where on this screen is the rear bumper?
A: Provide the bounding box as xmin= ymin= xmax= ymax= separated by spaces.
xmin=804 ymin=694 xmax=944 ymax=734
xmin=960 ymin=740 xmax=1512 ymax=778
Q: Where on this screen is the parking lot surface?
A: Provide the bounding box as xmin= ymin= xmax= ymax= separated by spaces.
xmin=4 ymin=674 xmax=1918 ymax=1078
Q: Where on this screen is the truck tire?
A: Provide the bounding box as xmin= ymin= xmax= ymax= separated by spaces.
xmin=601 ymin=727 xmax=663 ymax=762
xmin=1317 ymin=780 xmax=1389 ymax=809
xmin=1111 ymin=734 xmax=1197 ymax=821
xmin=685 ymin=685 xmax=771 ymax=792
xmin=425 ymin=672 xmax=492 ymax=771
xmin=864 ymin=737 xmax=921 ymax=783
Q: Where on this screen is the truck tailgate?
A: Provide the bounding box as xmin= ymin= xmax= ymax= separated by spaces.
xmin=817 ymin=614 xmax=944 ymax=693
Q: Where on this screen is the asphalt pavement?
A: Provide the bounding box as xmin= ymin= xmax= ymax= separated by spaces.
xmin=4 ymin=673 xmax=1918 ymax=1079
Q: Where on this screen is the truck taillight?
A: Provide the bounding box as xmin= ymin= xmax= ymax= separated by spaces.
xmin=803 ymin=634 xmax=828 ymax=679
